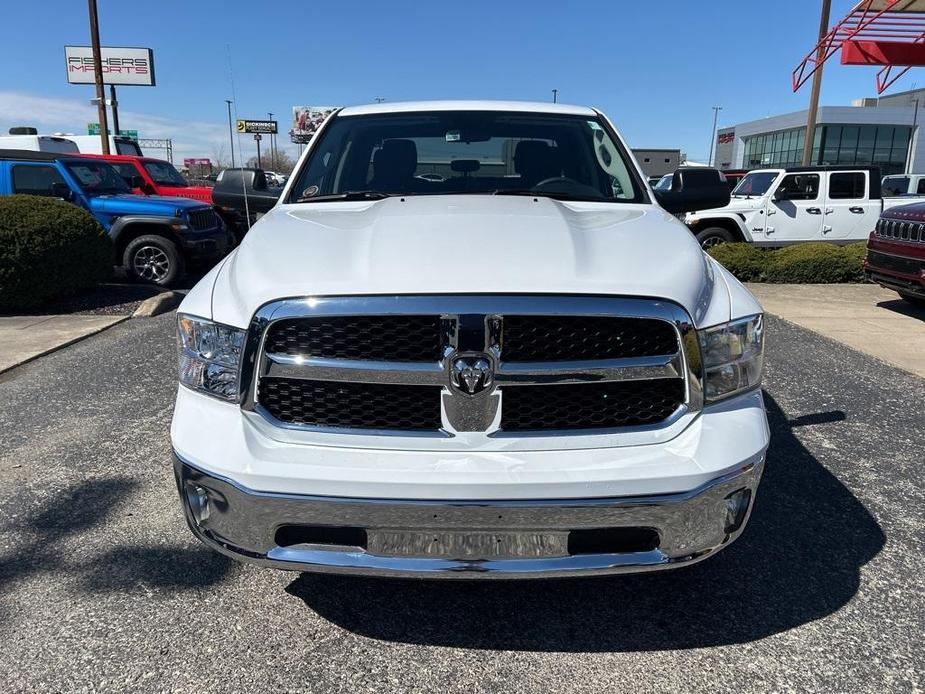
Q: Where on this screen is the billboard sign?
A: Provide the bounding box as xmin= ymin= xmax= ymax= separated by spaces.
xmin=65 ymin=46 xmax=155 ymax=86
xmin=183 ymin=158 xmax=211 ymax=167
xmin=290 ymin=106 xmax=337 ymax=144
xmin=236 ymin=119 xmax=277 ymax=134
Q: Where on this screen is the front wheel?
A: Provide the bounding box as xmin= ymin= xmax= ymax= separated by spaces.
xmin=898 ymin=291 xmax=925 ymax=308
xmin=695 ymin=227 xmax=734 ymax=250
xmin=124 ymin=235 xmax=184 ymax=286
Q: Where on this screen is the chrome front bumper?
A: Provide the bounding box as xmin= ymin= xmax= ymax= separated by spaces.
xmin=174 ymin=453 xmax=764 ymax=579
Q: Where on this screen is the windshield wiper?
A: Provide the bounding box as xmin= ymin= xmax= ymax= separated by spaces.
xmin=296 ymin=190 xmax=392 ymax=203
xmin=493 ymin=189 xmax=609 ymax=202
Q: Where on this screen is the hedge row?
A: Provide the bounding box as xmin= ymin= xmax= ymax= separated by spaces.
xmin=0 ymin=195 xmax=113 ymax=312
xmin=707 ymin=242 xmax=868 ymax=284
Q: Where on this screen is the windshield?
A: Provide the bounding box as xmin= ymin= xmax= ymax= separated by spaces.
xmin=143 ymin=160 xmax=188 ymax=187
xmin=64 ymin=160 xmax=132 ymax=195
xmin=731 ymin=171 xmax=779 ymax=197
xmin=288 ymin=110 xmax=645 ymax=203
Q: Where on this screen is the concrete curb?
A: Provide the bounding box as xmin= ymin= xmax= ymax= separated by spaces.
xmin=133 ymin=291 xmax=184 ymax=318
xmin=0 ymin=316 xmax=131 ymax=376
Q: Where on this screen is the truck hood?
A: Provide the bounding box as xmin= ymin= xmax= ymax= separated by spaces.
xmin=690 ymin=196 xmax=765 ymax=217
xmin=153 ymin=186 xmax=213 ymax=204
xmin=89 ymin=194 xmax=210 ymax=216
xmin=209 ymin=195 xmax=730 ymax=328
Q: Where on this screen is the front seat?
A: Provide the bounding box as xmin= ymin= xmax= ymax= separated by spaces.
xmin=514 ymin=141 xmax=561 ymax=188
xmin=369 ymin=139 xmax=418 ymax=192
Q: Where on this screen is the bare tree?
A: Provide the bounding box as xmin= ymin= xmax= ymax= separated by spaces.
xmin=246 ymin=149 xmax=296 ymax=173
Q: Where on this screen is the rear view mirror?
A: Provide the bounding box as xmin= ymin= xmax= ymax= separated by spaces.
xmin=653 ymin=167 xmax=730 ymax=214
xmin=50 ymin=182 xmax=73 ymax=201
xmin=212 ymin=168 xmax=281 ymax=214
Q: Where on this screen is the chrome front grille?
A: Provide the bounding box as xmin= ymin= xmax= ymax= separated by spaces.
xmin=243 ymin=296 xmax=702 ymax=437
xmin=876 ymin=217 xmax=925 ymax=243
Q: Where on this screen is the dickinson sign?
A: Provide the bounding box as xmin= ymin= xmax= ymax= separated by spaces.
xmin=65 ymin=46 xmax=156 ymax=87
xmin=236 ymin=120 xmax=278 ymax=134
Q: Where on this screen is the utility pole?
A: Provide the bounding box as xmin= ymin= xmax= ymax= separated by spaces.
xmin=255 ymin=134 xmax=262 ymax=169
xmin=225 ymin=100 xmax=235 ymax=168
xmin=802 ymin=0 xmax=833 ymax=166
xmin=552 ymin=89 xmax=559 ymax=103
xmin=907 ymin=96 xmax=920 ymax=174
xmin=87 ymin=0 xmax=110 ymax=154
xmin=268 ymin=111 xmax=275 ymax=170
xmin=109 ymin=85 xmax=120 ymax=135
xmin=708 ymin=106 xmax=723 ymax=167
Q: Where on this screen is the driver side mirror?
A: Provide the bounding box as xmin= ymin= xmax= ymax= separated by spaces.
xmin=653 ymin=167 xmax=730 ymax=214
xmin=50 ymin=182 xmax=73 ymax=201
xmin=128 ymin=175 xmax=146 ymax=191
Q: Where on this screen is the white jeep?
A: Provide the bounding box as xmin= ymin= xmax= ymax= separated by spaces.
xmin=171 ymin=101 xmax=769 ymax=579
xmin=687 ymin=166 xmax=887 ymax=249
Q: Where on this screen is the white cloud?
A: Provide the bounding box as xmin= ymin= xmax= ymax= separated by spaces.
xmin=0 ymin=90 xmax=249 ymax=163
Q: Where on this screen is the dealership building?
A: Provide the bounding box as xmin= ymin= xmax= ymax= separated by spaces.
xmin=713 ymin=87 xmax=925 ymax=176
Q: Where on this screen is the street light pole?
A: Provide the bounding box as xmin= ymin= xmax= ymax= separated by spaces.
xmin=87 ymin=0 xmax=110 ymax=155
xmin=225 ymin=100 xmax=235 ymax=168
xmin=708 ymin=106 xmax=722 ymax=167
xmin=267 ymin=111 xmax=276 ymax=171
xmin=803 ymin=0 xmax=833 ymax=166
xmin=552 ymin=89 xmax=559 ymax=104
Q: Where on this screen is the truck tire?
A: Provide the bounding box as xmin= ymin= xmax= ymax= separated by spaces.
xmin=123 ymin=235 xmax=184 ymax=286
xmin=898 ymin=291 xmax=925 ymax=308
xmin=695 ymin=227 xmax=734 ymax=250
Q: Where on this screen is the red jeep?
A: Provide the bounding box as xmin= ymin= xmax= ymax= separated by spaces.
xmin=865 ymin=203 xmax=925 ymax=307
xmin=80 ymin=154 xmax=245 ymax=239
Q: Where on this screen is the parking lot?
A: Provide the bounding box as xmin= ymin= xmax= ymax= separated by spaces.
xmin=0 ymin=312 xmax=922 ymax=693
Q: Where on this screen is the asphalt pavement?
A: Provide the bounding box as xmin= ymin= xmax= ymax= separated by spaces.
xmin=0 ymin=313 xmax=922 ymax=693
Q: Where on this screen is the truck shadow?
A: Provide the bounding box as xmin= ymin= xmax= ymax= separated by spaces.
xmin=285 ymin=393 xmax=885 ymax=652
xmin=875 ymin=298 xmax=925 ymax=322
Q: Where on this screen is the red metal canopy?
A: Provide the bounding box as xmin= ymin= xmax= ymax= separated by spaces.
xmin=793 ymin=0 xmax=925 ymax=94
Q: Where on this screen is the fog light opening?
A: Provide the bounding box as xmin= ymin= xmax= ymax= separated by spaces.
xmin=185 ymin=483 xmax=211 ymax=524
xmin=724 ymin=488 xmax=752 ymax=534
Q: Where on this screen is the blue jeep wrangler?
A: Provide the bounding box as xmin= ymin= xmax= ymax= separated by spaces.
xmin=0 ymin=150 xmax=234 ymax=285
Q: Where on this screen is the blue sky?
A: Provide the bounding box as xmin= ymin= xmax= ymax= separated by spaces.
xmin=0 ymin=0 xmax=914 ymax=163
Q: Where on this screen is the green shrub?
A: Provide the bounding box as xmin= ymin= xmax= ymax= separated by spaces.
xmin=764 ymin=242 xmax=867 ymax=284
xmin=706 ymin=243 xmax=768 ymax=282
xmin=708 ymin=241 xmax=868 ymax=284
xmin=0 ymin=195 xmax=112 ymax=312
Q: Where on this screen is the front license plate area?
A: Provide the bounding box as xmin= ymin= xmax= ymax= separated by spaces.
xmin=368 ymin=529 xmax=569 ymax=559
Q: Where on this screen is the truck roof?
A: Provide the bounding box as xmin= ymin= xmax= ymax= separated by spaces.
xmin=0 ymin=149 xmax=85 ymax=162
xmin=338 ymin=100 xmax=598 ymax=117
xmin=783 ymin=165 xmax=882 ymax=173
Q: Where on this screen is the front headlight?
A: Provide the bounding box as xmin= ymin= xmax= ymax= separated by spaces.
xmin=177 ymin=314 xmax=246 ymax=401
xmin=698 ymin=314 xmax=764 ymax=403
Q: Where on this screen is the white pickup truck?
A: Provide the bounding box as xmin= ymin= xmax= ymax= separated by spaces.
xmin=686 ymin=166 xmax=893 ymax=248
xmin=171 ymin=101 xmax=769 ymax=579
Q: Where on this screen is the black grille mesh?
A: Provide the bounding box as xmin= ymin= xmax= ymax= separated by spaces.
xmin=265 ymin=316 xmax=442 ymax=362
xmin=500 ymin=380 xmax=684 ymax=431
xmin=188 ymin=208 xmax=217 ymax=231
xmin=866 ymin=249 xmax=924 ymax=275
xmin=501 ymin=316 xmax=678 ymax=362
xmin=258 ymin=378 xmax=442 ymax=430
